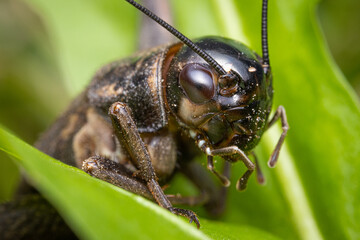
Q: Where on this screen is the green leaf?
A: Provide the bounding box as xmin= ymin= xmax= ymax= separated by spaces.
xmin=1 ymin=0 xmax=359 ymax=239
xmin=0 ymin=128 xmax=208 ymax=240
xmin=0 ymin=127 xmax=279 ymax=239
xmin=201 ymin=220 xmax=280 ymax=240
xmin=0 ymin=152 xmax=19 ymax=202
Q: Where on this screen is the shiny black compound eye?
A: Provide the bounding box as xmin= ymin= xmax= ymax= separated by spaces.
xmin=179 ymin=63 xmax=215 ymax=104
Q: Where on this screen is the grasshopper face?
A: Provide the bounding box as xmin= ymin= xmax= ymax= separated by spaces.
xmin=166 ymin=37 xmax=273 ymax=151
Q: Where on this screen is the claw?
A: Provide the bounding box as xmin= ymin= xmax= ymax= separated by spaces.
xmin=169 ymin=207 xmax=200 ymax=229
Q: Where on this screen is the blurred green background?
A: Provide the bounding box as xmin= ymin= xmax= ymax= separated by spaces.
xmin=0 ymin=0 xmax=359 ymax=239
xmin=318 ymin=0 xmax=360 ymax=93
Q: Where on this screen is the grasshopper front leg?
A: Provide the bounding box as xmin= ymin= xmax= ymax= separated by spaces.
xmin=266 ymin=106 xmax=289 ymax=167
xmin=106 ymin=102 xmax=199 ymax=228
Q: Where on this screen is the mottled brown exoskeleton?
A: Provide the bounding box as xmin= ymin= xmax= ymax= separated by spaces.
xmin=6 ymin=0 xmax=289 ymax=233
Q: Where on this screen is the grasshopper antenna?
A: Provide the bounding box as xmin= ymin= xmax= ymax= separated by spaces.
xmin=124 ymin=0 xmax=230 ymax=77
xmin=261 ymin=0 xmax=270 ymax=74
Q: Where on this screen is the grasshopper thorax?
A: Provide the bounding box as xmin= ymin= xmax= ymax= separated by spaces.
xmin=165 ymin=37 xmax=273 ymax=151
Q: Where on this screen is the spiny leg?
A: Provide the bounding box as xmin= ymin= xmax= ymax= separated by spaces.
xmin=211 ymin=146 xmax=255 ymax=191
xmin=236 ymin=169 xmax=253 ymax=191
xmin=207 ymin=155 xmax=230 ymax=187
xmin=108 ymin=102 xmax=199 ymax=228
xmin=266 ymin=106 xmax=289 ymax=167
xmin=251 ymin=152 xmax=265 ymax=185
